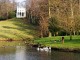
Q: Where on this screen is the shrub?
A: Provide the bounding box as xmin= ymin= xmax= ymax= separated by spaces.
xmin=8 ymin=11 xmax=16 ymax=19
xmin=0 ymin=16 xmax=7 ymax=21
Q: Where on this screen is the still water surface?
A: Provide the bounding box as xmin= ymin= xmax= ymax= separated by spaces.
xmin=0 ymin=46 xmax=80 ymax=60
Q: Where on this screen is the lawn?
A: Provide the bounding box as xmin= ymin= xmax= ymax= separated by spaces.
xmin=0 ymin=18 xmax=37 ymax=41
xmin=0 ymin=18 xmax=80 ymax=49
xmin=34 ymin=36 xmax=80 ymax=49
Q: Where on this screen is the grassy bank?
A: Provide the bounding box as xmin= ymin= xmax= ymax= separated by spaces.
xmin=34 ymin=36 xmax=80 ymax=50
xmin=0 ymin=18 xmax=37 ymax=41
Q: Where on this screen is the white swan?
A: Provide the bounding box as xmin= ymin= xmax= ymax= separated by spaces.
xmin=49 ymin=47 xmax=51 ymax=50
xmin=37 ymin=47 xmax=51 ymax=52
xmin=40 ymin=48 xmax=44 ymax=51
xmin=37 ymin=47 xmax=40 ymax=51
xmin=43 ymin=47 xmax=51 ymax=51
xmin=37 ymin=47 xmax=44 ymax=51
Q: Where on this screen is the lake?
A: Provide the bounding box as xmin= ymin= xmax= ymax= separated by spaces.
xmin=0 ymin=45 xmax=80 ymax=60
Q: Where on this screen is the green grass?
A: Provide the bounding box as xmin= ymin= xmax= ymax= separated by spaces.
xmin=0 ymin=18 xmax=80 ymax=49
xmin=0 ymin=18 xmax=37 ymax=41
xmin=34 ymin=36 xmax=80 ymax=49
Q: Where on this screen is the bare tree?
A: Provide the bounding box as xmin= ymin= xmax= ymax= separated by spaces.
xmin=0 ymin=0 xmax=16 ymax=19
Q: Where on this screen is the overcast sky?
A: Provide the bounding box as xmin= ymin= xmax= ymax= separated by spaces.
xmin=16 ymin=0 xmax=25 ymax=3
xmin=15 ymin=0 xmax=30 ymax=8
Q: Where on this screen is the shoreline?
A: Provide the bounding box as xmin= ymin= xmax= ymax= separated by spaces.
xmin=34 ymin=36 xmax=80 ymax=53
xmin=51 ymin=47 xmax=80 ymax=53
xmin=32 ymin=44 xmax=80 ymax=53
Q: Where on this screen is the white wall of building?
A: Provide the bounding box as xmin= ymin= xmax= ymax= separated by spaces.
xmin=16 ymin=7 xmax=26 ymax=18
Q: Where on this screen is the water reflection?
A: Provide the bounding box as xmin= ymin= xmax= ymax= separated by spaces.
xmin=0 ymin=47 xmax=16 ymax=60
xmin=51 ymin=50 xmax=80 ymax=60
xmin=0 ymin=46 xmax=80 ymax=60
xmin=16 ymin=46 xmax=26 ymax=60
xmin=0 ymin=46 xmax=51 ymax=60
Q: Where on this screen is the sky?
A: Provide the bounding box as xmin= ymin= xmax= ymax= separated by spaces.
xmin=16 ymin=0 xmax=26 ymax=3
xmin=16 ymin=0 xmax=27 ymax=7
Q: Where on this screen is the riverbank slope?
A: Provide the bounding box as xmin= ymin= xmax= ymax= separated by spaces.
xmin=0 ymin=18 xmax=37 ymax=41
xmin=34 ymin=36 xmax=80 ymax=52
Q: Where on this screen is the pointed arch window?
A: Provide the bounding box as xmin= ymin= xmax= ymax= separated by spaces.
xmin=22 ymin=12 xmax=24 ymax=16
xmin=20 ymin=12 xmax=21 ymax=16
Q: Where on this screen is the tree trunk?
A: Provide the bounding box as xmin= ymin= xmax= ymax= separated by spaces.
xmin=77 ymin=31 xmax=79 ymax=35
xmin=56 ymin=32 xmax=58 ymax=36
xmin=48 ymin=0 xmax=51 ymax=19
xmin=73 ymin=31 xmax=76 ymax=36
xmin=54 ymin=33 xmax=55 ymax=36
xmin=6 ymin=11 xmax=8 ymax=19
xmin=70 ymin=0 xmax=73 ymax=40
xmin=49 ymin=31 xmax=52 ymax=37
xmin=62 ymin=37 xmax=64 ymax=44
xmin=70 ymin=31 xmax=72 ymax=40
xmin=40 ymin=30 xmax=43 ymax=38
xmin=79 ymin=0 xmax=80 ymax=14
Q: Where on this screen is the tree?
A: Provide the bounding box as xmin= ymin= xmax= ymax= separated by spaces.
xmin=0 ymin=0 xmax=16 ymax=20
xmin=26 ymin=0 xmax=80 ymax=38
xmin=26 ymin=0 xmax=49 ymax=37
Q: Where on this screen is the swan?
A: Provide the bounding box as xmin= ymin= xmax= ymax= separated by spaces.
xmin=37 ymin=47 xmax=51 ymax=52
xmin=48 ymin=47 xmax=51 ymax=50
xmin=43 ymin=47 xmax=51 ymax=50
xmin=43 ymin=47 xmax=51 ymax=51
xmin=40 ymin=48 xmax=44 ymax=51
xmin=43 ymin=47 xmax=48 ymax=50
xmin=37 ymin=47 xmax=44 ymax=51
xmin=37 ymin=47 xmax=40 ymax=51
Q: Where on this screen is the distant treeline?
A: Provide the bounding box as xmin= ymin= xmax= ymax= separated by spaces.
xmin=25 ymin=0 xmax=80 ymax=38
xmin=0 ymin=0 xmax=16 ymax=20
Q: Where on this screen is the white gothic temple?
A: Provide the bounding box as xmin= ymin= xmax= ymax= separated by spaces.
xmin=16 ymin=7 xmax=26 ymax=18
